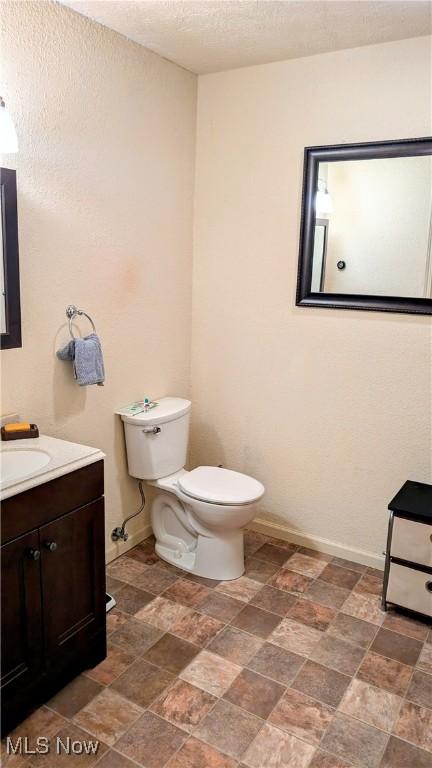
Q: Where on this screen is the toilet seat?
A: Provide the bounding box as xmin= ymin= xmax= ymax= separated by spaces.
xmin=177 ymin=466 xmax=264 ymax=506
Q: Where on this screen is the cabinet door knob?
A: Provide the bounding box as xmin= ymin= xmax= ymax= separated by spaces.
xmin=26 ymin=548 xmax=41 ymax=561
xmin=426 ymin=581 xmax=432 ymax=593
xmin=44 ymin=541 xmax=57 ymax=552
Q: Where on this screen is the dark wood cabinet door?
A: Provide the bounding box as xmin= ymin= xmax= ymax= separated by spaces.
xmin=39 ymin=499 xmax=106 ymax=665
xmin=1 ymin=530 xmax=44 ymax=692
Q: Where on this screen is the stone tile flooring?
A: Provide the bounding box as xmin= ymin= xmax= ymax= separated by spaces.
xmin=3 ymin=531 xmax=432 ymax=768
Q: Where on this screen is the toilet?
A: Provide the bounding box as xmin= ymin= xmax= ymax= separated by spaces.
xmin=119 ymin=397 xmax=264 ymax=580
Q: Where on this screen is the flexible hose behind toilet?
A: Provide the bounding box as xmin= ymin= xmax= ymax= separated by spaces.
xmin=111 ymin=480 xmax=145 ymax=542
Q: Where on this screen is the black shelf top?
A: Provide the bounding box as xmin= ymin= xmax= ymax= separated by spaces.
xmin=388 ymin=480 xmax=432 ymax=521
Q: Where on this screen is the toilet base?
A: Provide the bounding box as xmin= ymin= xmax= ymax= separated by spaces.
xmin=155 ymin=530 xmax=245 ymax=581
xmin=150 ymin=487 xmax=249 ymax=581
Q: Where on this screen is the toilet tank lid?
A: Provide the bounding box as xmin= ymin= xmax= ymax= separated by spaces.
xmin=178 ymin=466 xmax=265 ymax=505
xmin=117 ymin=397 xmax=191 ymax=425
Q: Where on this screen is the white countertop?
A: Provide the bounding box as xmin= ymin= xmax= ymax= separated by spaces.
xmin=0 ymin=435 xmax=105 ymax=500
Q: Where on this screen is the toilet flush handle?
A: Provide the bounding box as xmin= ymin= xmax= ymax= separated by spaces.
xmin=142 ymin=426 xmax=161 ymax=435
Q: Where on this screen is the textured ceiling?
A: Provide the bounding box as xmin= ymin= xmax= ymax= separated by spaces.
xmin=61 ymin=1 xmax=432 ymax=74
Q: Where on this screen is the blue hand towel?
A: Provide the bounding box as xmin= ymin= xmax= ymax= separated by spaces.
xmin=57 ymin=333 xmax=105 ymax=386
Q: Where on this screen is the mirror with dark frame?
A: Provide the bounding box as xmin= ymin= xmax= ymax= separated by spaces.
xmin=296 ymin=138 xmax=432 ymax=315
xmin=1 ymin=167 xmax=21 ymax=349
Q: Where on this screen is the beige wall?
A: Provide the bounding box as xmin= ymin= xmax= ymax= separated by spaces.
xmin=0 ymin=1 xmax=197 ymax=558
xmin=191 ymin=36 xmax=432 ymax=564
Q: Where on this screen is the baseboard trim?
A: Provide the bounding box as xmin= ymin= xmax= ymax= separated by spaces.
xmin=106 ymin=517 xmax=384 ymax=570
xmin=249 ymin=517 xmax=385 ymax=570
xmin=105 ymin=523 xmax=153 ymax=564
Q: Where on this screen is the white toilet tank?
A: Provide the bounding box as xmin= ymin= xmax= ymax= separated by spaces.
xmin=120 ymin=397 xmax=191 ymax=480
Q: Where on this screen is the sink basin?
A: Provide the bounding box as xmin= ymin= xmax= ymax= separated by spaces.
xmin=0 ymin=448 xmax=52 ymax=487
xmin=0 ymin=435 xmax=105 ymax=499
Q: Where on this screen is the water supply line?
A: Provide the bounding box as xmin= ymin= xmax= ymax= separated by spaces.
xmin=111 ymin=480 xmax=145 ymax=542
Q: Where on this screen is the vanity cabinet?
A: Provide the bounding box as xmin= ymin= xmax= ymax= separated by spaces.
xmin=1 ymin=461 xmax=106 ymax=735
xmin=2 ymin=530 xmax=44 ymax=698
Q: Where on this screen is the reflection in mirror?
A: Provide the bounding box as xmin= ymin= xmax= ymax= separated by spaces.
xmin=0 ymin=167 xmax=21 ymax=349
xmin=1 ymin=189 xmax=5 ymax=334
xmin=313 ymin=155 xmax=432 ymax=298
xmin=311 ymin=219 xmax=328 ymax=292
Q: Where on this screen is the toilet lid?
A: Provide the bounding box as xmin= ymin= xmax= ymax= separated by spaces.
xmin=178 ymin=466 xmax=265 ymax=505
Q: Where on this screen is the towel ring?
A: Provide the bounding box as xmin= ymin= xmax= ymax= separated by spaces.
xmin=66 ymin=305 xmax=97 ymax=339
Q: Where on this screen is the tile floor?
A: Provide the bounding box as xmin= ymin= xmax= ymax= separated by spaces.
xmin=3 ymin=531 xmax=432 ymax=768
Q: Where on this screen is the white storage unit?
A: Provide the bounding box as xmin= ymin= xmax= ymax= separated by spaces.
xmin=382 ymin=480 xmax=432 ymax=619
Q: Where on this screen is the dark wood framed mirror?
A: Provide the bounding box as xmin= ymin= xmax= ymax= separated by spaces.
xmin=296 ymin=138 xmax=432 ymax=315
xmin=1 ymin=167 xmax=22 ymax=349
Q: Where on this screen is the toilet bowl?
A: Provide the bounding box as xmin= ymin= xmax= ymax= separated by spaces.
xmin=118 ymin=397 xmax=265 ymax=580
